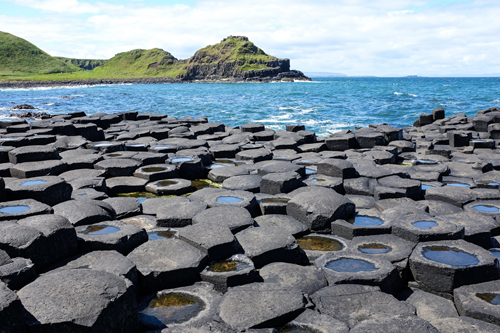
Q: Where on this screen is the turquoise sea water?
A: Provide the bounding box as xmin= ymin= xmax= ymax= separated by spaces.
xmin=1 ymin=77 xmax=499 ymax=136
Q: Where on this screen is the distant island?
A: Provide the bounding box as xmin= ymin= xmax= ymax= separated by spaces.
xmin=0 ymin=32 xmax=310 ymax=88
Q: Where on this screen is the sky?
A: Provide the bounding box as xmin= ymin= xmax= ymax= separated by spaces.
xmin=1 ymin=0 xmax=499 ymax=76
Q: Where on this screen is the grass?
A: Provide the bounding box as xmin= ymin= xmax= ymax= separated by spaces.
xmin=0 ymin=31 xmax=79 ymax=75
xmin=0 ymin=34 xmax=282 ymax=82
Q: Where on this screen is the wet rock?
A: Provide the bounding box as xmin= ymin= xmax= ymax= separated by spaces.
xmin=218 ymin=282 xmax=307 ymax=331
xmin=296 ymin=234 xmax=349 ymax=262
xmin=0 ymin=281 xmax=26 ymax=333
xmin=18 ymin=269 xmax=139 ymax=333
xmin=348 ymin=234 xmax=416 ymax=264
xmin=287 ymin=187 xmax=355 ymax=232
xmin=236 ymin=227 xmax=301 ymax=268
xmin=310 ymin=284 xmax=415 ymax=328
xmin=260 ymin=262 xmax=327 ymax=295
xmin=331 ymin=209 xmax=390 ymax=240
xmin=194 ymin=189 xmax=259 ymax=216
xmin=127 ymin=239 xmax=208 ymax=294
xmin=391 ymin=213 xmax=464 ymax=243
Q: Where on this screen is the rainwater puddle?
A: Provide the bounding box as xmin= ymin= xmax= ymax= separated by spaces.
xmin=422 ymin=246 xmax=479 ymax=266
xmin=142 ymin=167 xmax=167 ymax=173
xmin=348 ymin=215 xmax=383 ymax=226
xmin=358 ymin=243 xmax=392 ymax=254
xmin=476 ymin=293 xmax=500 ymax=305
xmin=421 ymin=184 xmax=435 ymax=190
xmin=158 ymin=180 xmax=178 ymax=186
xmin=208 ymin=261 xmax=250 ymax=272
xmin=148 ymin=231 xmax=175 ymax=240
xmin=216 ymin=196 xmax=244 ymax=204
xmin=473 ymin=205 xmax=500 ymax=213
xmin=412 ymin=221 xmax=439 ymax=230
xmin=171 ymin=157 xmax=192 ymax=163
xmin=325 ymin=258 xmax=378 ymax=272
xmin=0 ymin=205 xmax=30 ymax=214
xmin=444 ymin=182 xmax=470 ymax=187
xmin=82 ymin=225 xmax=120 ymax=235
xmin=139 ymin=293 xmax=204 ymax=328
xmin=297 ymin=236 xmax=343 ymax=251
xmin=93 ymin=143 xmax=113 ymax=147
xmin=20 ymin=180 xmax=47 ymax=186
xmin=305 ymin=168 xmax=316 ymax=175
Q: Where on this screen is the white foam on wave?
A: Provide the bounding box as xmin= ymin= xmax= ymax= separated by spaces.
xmin=1 ymin=83 xmax=133 ymax=92
xmin=394 ymin=92 xmax=403 ymax=95
xmin=408 ymin=94 xmax=418 ymax=97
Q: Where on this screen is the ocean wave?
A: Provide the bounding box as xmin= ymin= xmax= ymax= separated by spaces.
xmin=394 ymin=92 xmax=418 ymax=97
xmin=1 ymin=83 xmax=133 ymax=92
xmin=394 ymin=92 xmax=403 ymax=95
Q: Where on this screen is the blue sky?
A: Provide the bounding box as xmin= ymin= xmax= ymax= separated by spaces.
xmin=1 ymin=0 xmax=499 ymax=76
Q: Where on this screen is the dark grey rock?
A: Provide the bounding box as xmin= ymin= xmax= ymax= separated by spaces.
xmin=235 ymin=148 xmax=273 ymax=163
xmin=145 ymin=178 xmax=193 ymax=196
xmin=192 ymin=206 xmax=254 ymax=234
xmin=0 ymin=257 xmax=35 ymax=291
xmin=397 ymin=287 xmax=459 ymax=322
xmin=133 ymin=164 xmax=178 ymax=181
xmin=348 ymin=234 xmax=416 ymax=263
xmin=317 ymin=159 xmax=357 ymax=179
xmin=283 ymin=309 xmax=349 ymax=333
xmin=430 ymin=316 xmax=500 ymax=333
xmin=8 ymin=145 xmax=60 ymax=164
xmin=10 ymin=159 xmax=67 ymax=178
xmin=106 ymin=176 xmax=148 ymax=195
xmin=310 ymin=284 xmax=416 ymax=328
xmin=0 ymin=199 xmax=52 ymax=221
xmin=127 ymin=238 xmax=208 ymax=294
xmin=0 ymin=281 xmax=26 ymax=333
xmin=156 ymin=198 xmax=207 ymax=227
xmin=177 ymin=222 xmax=242 ymax=261
xmin=260 ymin=172 xmax=303 ymax=194
xmin=76 ymin=220 xmax=148 ymax=255
xmin=409 ymin=239 xmax=499 ymax=294
xmin=349 ymin=316 xmax=439 ymax=333
xmin=454 ymin=279 xmax=500 ymax=326
xmin=94 ymin=158 xmax=141 ymax=177
xmin=287 ymin=187 xmax=355 ymax=232
xmin=331 ymin=209 xmax=391 ymax=240
xmin=218 ymin=282 xmax=307 ymax=331
xmin=102 ymin=197 xmax=141 ymax=219
xmin=260 ymin=262 xmax=327 ymax=295
xmin=53 ymin=199 xmax=115 ymax=226
xmin=222 ymin=175 xmax=261 ymax=193
xmin=5 ymin=176 xmax=72 ymax=206
xmin=254 ymin=214 xmax=308 ymax=238
xmin=391 ymin=213 xmax=464 ymax=243
xmin=236 ymin=227 xmax=301 ymax=268
xmin=18 ymin=269 xmax=138 ymax=333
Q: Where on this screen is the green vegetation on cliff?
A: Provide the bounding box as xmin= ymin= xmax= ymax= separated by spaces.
xmin=187 ymin=36 xmax=278 ymax=71
xmin=55 ymin=57 xmax=107 ymax=71
xmin=0 ymin=31 xmax=80 ymax=75
xmin=0 ymin=33 xmax=290 ymax=82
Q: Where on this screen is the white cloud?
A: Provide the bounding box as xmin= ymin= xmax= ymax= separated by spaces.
xmin=1 ymin=0 xmax=500 ymax=75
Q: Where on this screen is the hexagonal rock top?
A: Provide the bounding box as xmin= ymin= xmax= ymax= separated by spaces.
xmin=287 ymin=187 xmax=355 ymax=232
xmin=18 ymin=269 xmax=138 ymax=332
xmin=218 ymin=282 xmax=307 ymax=331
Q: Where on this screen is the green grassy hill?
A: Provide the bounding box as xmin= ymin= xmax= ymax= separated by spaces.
xmin=187 ymin=35 xmax=278 ymax=71
xmin=0 ymin=31 xmax=80 ymax=75
xmin=55 ymin=57 xmax=107 ymax=71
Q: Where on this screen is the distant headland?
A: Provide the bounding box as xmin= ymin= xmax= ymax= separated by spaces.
xmin=0 ymin=32 xmax=310 ymax=88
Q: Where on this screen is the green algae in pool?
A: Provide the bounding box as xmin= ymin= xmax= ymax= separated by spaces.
xmin=139 ymin=293 xmax=204 ymax=328
xmin=259 ymin=198 xmax=290 ymax=204
xmin=82 ymin=225 xmax=120 ymax=235
xmin=107 ymin=153 xmax=122 ymax=157
xmin=325 ymin=258 xmax=378 ymax=272
xmin=191 ymin=179 xmax=222 ymax=191
xmin=412 ymin=221 xmax=439 ymax=230
xmin=148 ymin=231 xmax=175 ymax=240
xmin=348 ymin=215 xmax=383 ymax=226
xmin=476 ymin=293 xmax=500 ymax=305
xmin=216 ymin=196 xmax=244 ymax=203
xmin=358 ymin=243 xmax=392 ymax=254
xmin=142 ymin=167 xmax=167 ymax=173
xmin=0 ymin=205 xmax=30 ymax=214
xmin=20 ymin=180 xmax=47 ymax=186
xmin=171 ymin=157 xmax=192 ymax=163
xmin=473 ymin=205 xmax=500 ymax=213
xmin=297 ymin=236 xmax=344 ymax=251
xmin=158 ymin=180 xmax=178 ymax=186
xmin=422 ymin=246 xmax=479 ymax=266
xmin=208 ymin=261 xmax=250 ymax=272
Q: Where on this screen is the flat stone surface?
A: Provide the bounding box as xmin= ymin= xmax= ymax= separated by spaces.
xmin=127 ymin=238 xmax=208 ymax=294
xmin=259 ymin=262 xmax=327 ymax=295
xmin=0 ymin=281 xmax=26 ymax=333
xmin=18 ymin=269 xmax=138 ymax=332
xmin=5 ymin=175 xmax=72 ymax=206
xmin=454 ymin=279 xmax=500 ymax=326
xmin=103 ymin=197 xmax=141 ymax=219
xmin=192 ymin=206 xmax=254 ymax=234
xmin=53 ymin=199 xmax=115 ymax=226
xmin=310 ymin=284 xmax=416 ymax=328
xmin=0 ymin=198 xmax=52 ymax=221
xmin=397 ymin=287 xmax=459 ymax=322
xmin=218 ymin=282 xmax=307 ymax=331
xmin=430 ymin=316 xmax=500 ymax=333
xmin=349 ymin=316 xmax=439 ymax=333
xmin=156 ymin=198 xmax=207 ymax=227
xmin=254 ymin=214 xmax=308 ymax=238
xmin=284 ymin=309 xmax=349 ymax=333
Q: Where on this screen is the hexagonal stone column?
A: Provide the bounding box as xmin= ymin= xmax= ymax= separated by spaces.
xmin=454 ymin=279 xmax=500 ymax=326
xmin=5 ymin=176 xmax=72 ymax=206
xmin=409 ymin=240 xmax=499 ymax=294
xmin=0 ymin=282 xmax=26 ymax=333
xmin=18 ymin=269 xmax=139 ymax=332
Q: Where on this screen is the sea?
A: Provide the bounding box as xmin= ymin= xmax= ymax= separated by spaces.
xmin=1 ymin=77 xmax=499 ymax=137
